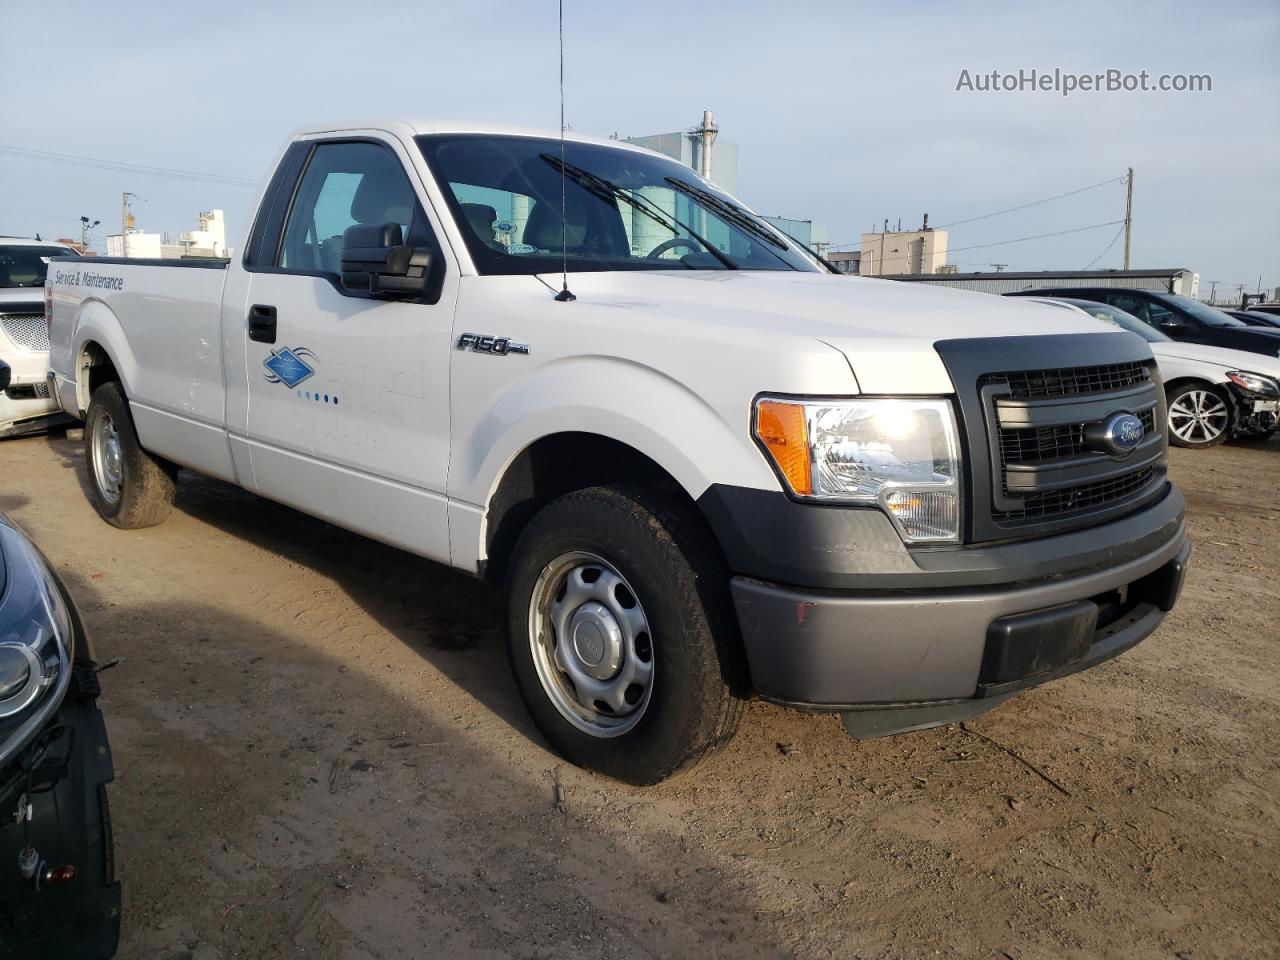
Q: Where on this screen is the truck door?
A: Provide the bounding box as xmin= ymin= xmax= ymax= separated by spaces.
xmin=241 ymin=137 xmax=456 ymax=564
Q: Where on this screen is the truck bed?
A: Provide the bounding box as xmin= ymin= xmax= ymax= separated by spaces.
xmin=47 ymin=256 xmax=233 ymax=479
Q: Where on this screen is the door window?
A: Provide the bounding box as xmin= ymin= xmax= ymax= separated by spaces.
xmin=1146 ymin=300 xmax=1192 ymax=329
xmin=279 ymin=142 xmax=432 ymax=276
xmin=1108 ymin=293 xmax=1150 ymax=322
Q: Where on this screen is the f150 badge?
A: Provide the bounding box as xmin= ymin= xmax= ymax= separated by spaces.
xmin=456 ymin=333 xmax=529 ymax=356
xmin=263 ymin=346 xmax=317 ymax=387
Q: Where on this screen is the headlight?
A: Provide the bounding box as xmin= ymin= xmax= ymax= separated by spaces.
xmin=1225 ymin=371 xmax=1280 ymax=396
xmin=0 ymin=523 xmax=74 ymax=767
xmin=753 ymin=396 xmax=963 ymax=542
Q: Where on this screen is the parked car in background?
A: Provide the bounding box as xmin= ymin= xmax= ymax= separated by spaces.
xmin=0 ymin=511 xmax=120 ymax=958
xmin=1225 ymin=309 xmax=1280 ymax=329
xmin=1026 ymin=297 xmax=1280 ymax=447
xmin=1 ymin=238 xmax=78 ymax=438
xmin=1006 ymin=287 xmax=1280 ymax=358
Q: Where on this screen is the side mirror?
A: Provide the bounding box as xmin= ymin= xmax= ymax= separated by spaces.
xmin=340 ymin=223 xmax=434 ymax=299
xmin=0 ymin=361 xmax=10 ymax=393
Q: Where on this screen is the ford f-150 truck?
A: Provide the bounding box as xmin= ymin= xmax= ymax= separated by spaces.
xmin=46 ymin=121 xmax=1189 ymax=784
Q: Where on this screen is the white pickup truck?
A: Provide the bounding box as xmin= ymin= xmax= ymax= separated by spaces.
xmin=47 ymin=120 xmax=1190 ymax=783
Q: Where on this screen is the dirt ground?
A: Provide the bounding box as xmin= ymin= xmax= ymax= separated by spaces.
xmin=2 ymin=429 xmax=1277 ymax=960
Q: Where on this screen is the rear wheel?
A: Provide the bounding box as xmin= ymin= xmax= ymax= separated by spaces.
xmin=85 ymin=382 xmax=177 ymax=528
xmin=1166 ymin=383 xmax=1232 ymax=448
xmin=505 ymin=486 xmax=747 ymax=785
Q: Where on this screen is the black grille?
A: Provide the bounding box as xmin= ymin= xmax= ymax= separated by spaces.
xmin=1000 ymin=410 xmax=1156 ymax=466
xmin=993 ymin=467 xmax=1155 ymax=521
xmin=978 ymin=361 xmax=1149 ymax=400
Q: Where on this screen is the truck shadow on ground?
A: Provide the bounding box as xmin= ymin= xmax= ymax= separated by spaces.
xmin=43 ymin=431 xmax=587 ymax=751
xmin=56 ymin=568 xmax=783 ymax=958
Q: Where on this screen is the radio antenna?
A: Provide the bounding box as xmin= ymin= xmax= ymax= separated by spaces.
xmin=554 ymin=0 xmax=576 ymax=301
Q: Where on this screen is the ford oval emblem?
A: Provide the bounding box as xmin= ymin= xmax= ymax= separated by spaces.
xmin=1104 ymin=412 xmax=1145 ymax=455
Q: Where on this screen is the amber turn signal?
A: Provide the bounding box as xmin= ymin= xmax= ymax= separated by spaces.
xmin=754 ymin=400 xmax=812 ymax=495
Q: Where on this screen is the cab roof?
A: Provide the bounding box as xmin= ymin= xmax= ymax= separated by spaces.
xmin=288 ymin=119 xmax=655 ymax=155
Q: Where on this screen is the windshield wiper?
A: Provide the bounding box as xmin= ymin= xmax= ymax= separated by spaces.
xmin=540 ymin=155 xmax=737 ymax=271
xmin=664 ymin=177 xmax=789 ymax=251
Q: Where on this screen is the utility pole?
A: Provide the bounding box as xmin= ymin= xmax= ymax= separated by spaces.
xmin=878 ymin=219 xmax=888 ymax=277
xmin=121 ymin=192 xmax=137 ymax=258
xmin=1122 ymin=167 xmax=1133 ymax=270
xmin=990 ymin=263 xmax=1007 ymax=272
xmin=1207 ymin=280 xmax=1219 ymax=303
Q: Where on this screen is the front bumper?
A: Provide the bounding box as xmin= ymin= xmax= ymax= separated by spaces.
xmin=0 ymin=350 xmax=64 ymax=437
xmin=730 ymin=489 xmax=1189 ymax=735
xmin=0 ymin=553 xmax=120 ymax=958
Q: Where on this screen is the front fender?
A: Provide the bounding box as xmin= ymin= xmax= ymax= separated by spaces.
xmin=451 ymin=354 xmax=781 ymax=510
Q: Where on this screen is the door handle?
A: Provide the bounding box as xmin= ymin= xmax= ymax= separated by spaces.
xmin=248 ymin=304 xmax=277 ymax=344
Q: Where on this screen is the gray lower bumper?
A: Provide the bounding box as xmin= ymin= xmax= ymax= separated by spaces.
xmin=732 ymin=524 xmax=1189 ymax=720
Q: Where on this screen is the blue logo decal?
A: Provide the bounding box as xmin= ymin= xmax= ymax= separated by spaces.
xmin=1107 ymin=413 xmax=1144 ymax=453
xmin=263 ymin=347 xmax=316 ymax=388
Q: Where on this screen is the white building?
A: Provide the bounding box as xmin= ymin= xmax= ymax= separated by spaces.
xmin=107 ymin=209 xmax=228 ymax=259
xmin=170 ymin=209 xmax=227 ymax=258
xmin=105 ymin=231 xmax=162 ymax=258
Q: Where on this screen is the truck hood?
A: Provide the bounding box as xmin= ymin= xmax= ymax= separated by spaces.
xmin=539 ymin=270 xmax=1125 ymax=393
xmin=1151 ymin=340 xmax=1280 ymax=378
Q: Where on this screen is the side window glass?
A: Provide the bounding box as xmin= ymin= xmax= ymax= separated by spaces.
xmin=1146 ymin=301 xmax=1189 ymax=328
xmin=279 ymin=142 xmax=432 ymax=275
xmin=1109 ymin=294 xmax=1148 ymax=322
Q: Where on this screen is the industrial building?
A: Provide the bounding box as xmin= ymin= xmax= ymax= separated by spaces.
xmin=825 ymin=217 xmax=949 ymax=276
xmin=625 ymin=111 xmax=827 ymax=253
xmin=887 ymin=267 xmax=1199 ymax=297
xmin=106 ymin=208 xmax=228 ymax=259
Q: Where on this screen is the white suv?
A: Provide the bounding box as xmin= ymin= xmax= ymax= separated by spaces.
xmin=0 ymin=237 xmax=77 ymax=437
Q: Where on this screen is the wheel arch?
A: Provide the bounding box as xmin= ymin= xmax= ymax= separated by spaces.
xmin=71 ymin=300 xmax=136 ymax=415
xmin=479 ymin=431 xmax=725 ymax=586
xmin=75 ymin=340 xmax=123 ymax=414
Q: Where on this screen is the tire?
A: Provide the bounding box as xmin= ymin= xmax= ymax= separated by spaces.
xmin=84 ymin=382 xmax=177 ymax=528
xmin=505 ymin=486 xmax=748 ymax=785
xmin=1165 ymin=383 xmax=1232 ymax=449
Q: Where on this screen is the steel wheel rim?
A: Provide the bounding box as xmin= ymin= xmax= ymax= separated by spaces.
xmin=1168 ymin=390 xmax=1229 ymax=444
xmin=527 ymin=551 xmax=655 ymax=738
xmin=91 ymin=412 xmax=124 ymax=505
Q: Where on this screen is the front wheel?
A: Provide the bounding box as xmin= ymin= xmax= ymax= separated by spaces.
xmin=1166 ymin=383 xmax=1232 ymax=448
xmin=505 ymin=486 xmax=747 ymax=785
xmin=85 ymin=382 xmax=177 ymax=528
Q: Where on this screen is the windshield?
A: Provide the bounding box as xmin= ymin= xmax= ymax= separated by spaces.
xmin=0 ymin=245 xmax=74 ymax=288
xmin=415 ymin=134 xmax=823 ymax=275
xmin=1155 ymin=293 xmax=1246 ymax=327
xmin=1058 ymin=299 xmax=1171 ymax=343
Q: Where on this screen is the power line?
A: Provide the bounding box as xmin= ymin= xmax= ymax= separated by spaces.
xmin=0 ymin=144 xmax=258 ymax=187
xmin=935 ymin=176 xmax=1126 ymax=229
xmin=1082 ymin=223 xmax=1126 ymax=270
xmin=936 ymin=220 xmax=1126 ymax=258
xmin=848 ymin=219 xmax=1126 ymax=270
xmin=827 ymin=174 xmax=1127 ymax=250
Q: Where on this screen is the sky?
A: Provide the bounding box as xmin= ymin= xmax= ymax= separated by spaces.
xmin=2 ymin=0 xmax=1276 ymax=298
